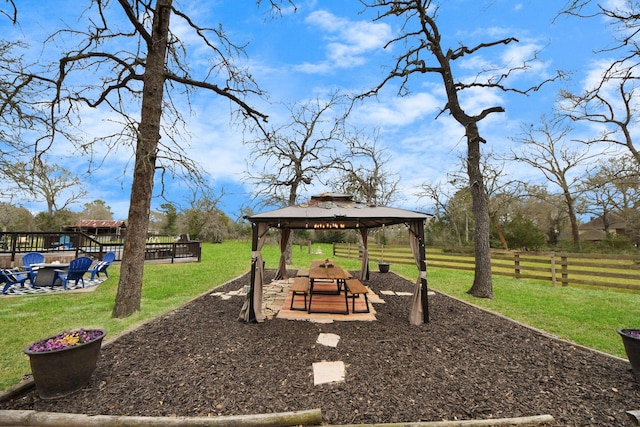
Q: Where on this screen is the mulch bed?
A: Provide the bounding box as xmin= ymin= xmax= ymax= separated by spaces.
xmin=2 ymin=271 xmax=640 ymax=426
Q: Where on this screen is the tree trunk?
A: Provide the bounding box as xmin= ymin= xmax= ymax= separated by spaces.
xmin=112 ymin=0 xmax=172 ymax=318
xmin=465 ymin=124 xmax=493 ymax=298
xmin=452 ymin=221 xmax=462 ymax=247
xmin=285 ymin=185 xmax=298 ymax=265
xmin=565 ymin=191 xmax=581 ymax=251
xmin=491 ymin=215 xmax=509 ymax=250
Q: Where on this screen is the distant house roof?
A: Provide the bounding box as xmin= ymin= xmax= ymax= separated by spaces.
xmin=76 ymin=220 xmax=126 ymax=228
xmin=580 ymin=213 xmax=627 ymax=231
xmin=579 ymin=212 xmax=633 ymax=241
xmin=61 ymin=220 xmax=126 ymax=233
xmin=579 ymin=229 xmax=607 ymax=241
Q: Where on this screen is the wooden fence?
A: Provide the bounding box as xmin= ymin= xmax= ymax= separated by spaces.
xmin=333 ymin=243 xmax=640 ymax=292
xmin=0 ymin=231 xmax=201 ymax=268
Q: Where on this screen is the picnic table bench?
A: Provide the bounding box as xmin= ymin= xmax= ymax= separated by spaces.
xmin=345 ymin=278 xmax=370 ymax=313
xmin=290 ymin=277 xmax=310 ymax=311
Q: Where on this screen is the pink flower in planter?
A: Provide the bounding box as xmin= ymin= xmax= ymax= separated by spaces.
xmin=621 ymin=329 xmax=640 ymax=339
xmin=28 ymin=329 xmax=104 ymax=353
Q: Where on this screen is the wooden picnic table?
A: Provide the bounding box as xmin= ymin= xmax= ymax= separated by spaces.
xmin=308 ymin=260 xmax=351 ymax=314
xmin=309 ymin=260 xmax=352 ymax=292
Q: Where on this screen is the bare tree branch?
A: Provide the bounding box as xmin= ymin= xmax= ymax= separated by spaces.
xmin=357 ymin=0 xmax=561 ymax=298
xmin=2 ymin=0 xmax=295 ymax=317
xmin=560 ymin=69 xmax=640 ymax=164
xmin=332 ymin=127 xmax=400 ymax=206
xmin=0 ymin=0 xmax=17 ymax=24
xmin=510 ymin=116 xmax=601 ymax=250
xmin=244 ymin=91 xmax=347 ymax=208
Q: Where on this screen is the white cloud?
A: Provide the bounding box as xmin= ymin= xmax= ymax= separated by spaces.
xmin=603 ymin=0 xmax=627 ymax=10
xmin=296 ymin=10 xmax=392 ymax=73
xmin=460 ymin=86 xmax=505 ymax=116
xmin=581 ymin=58 xmax=620 ymax=92
xmin=181 ymin=105 xmax=250 ymax=182
xmin=294 ymin=61 xmax=333 ymax=74
xmin=354 ymin=92 xmax=442 ymax=127
xmin=501 ymin=40 xmax=549 ymax=75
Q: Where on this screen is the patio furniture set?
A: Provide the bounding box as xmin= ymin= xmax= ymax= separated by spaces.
xmin=290 ymin=259 xmax=370 ymax=315
xmin=1 ymin=251 xmax=115 ymax=295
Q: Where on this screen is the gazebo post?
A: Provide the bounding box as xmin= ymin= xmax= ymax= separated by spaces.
xmin=417 ymin=220 xmax=429 ymax=323
xmin=247 ymin=223 xmax=259 ymax=323
xmin=365 ymin=227 xmax=370 ymax=280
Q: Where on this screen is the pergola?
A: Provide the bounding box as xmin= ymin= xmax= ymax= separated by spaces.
xmin=239 ymin=193 xmax=430 ymax=325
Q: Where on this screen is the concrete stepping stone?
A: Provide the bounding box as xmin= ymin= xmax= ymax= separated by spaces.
xmin=313 ymin=361 xmax=345 ymax=385
xmin=317 ymin=333 xmax=340 ymax=347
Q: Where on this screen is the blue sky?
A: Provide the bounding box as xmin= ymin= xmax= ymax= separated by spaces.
xmin=1 ymin=0 xmax=623 ymax=221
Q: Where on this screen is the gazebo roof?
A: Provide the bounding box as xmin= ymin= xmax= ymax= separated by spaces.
xmin=247 ymin=193 xmax=429 ymax=229
xmin=242 ymin=192 xmax=430 ymax=325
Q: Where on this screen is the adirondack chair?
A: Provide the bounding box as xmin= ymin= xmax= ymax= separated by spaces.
xmin=1 ymin=269 xmax=29 ymax=294
xmin=51 ymin=235 xmax=73 ymax=249
xmin=21 ymin=252 xmax=45 ymax=285
xmin=52 ymin=257 xmax=93 ymax=290
xmin=88 ymin=252 xmax=116 ymax=280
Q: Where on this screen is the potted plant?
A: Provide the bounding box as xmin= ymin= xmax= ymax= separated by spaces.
xmin=378 ymin=244 xmax=390 ymax=273
xmin=617 ymin=329 xmax=640 ymax=381
xmin=378 ymin=261 xmax=390 ymax=273
xmin=24 ymin=328 xmax=106 ymax=399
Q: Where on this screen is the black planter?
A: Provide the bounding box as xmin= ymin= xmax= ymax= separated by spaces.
xmin=24 ymin=329 xmax=106 ymax=399
xmin=618 ymin=329 xmax=640 ymax=381
xmin=378 ymin=263 xmax=390 ymax=273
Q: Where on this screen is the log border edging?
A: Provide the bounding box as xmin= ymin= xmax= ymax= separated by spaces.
xmin=0 ymin=408 xmax=323 ymax=426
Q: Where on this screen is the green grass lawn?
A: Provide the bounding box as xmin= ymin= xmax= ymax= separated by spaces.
xmin=0 ymin=241 xmax=254 ymax=391
xmin=1 ymin=241 xmax=637 ymax=391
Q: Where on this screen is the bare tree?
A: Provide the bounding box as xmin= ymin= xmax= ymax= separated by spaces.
xmin=511 ymin=117 xmax=599 ymax=250
xmin=358 ymin=0 xmax=560 ymax=298
xmin=244 ymin=92 xmax=346 ymax=270
xmin=561 ymin=1 xmax=640 ymax=64
xmin=560 ymin=2 xmax=640 ymax=166
xmin=333 ymin=128 xmax=400 ymax=206
xmin=0 ymin=202 xmax=33 ymax=233
xmin=2 ymin=158 xmax=86 ymax=229
xmin=0 ymin=40 xmax=67 ymax=169
xmin=483 ymin=170 xmax=525 ymax=251
xmin=245 ymin=92 xmax=347 ymax=207
xmin=517 ymin=185 xmax=568 ymax=247
xmin=448 ymin=154 xmax=526 ymax=250
xmin=5 ymin=0 xmax=292 ymax=317
xmin=181 ymin=187 xmax=230 ymax=243
xmin=417 ymin=181 xmax=471 ymax=247
xmin=81 ymin=200 xmax=114 ymax=220
xmin=560 ymin=69 xmax=640 ymax=166
xmin=581 ymin=155 xmax=640 ymax=243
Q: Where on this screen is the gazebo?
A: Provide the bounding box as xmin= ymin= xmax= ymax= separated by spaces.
xmin=239 ymin=193 xmax=430 ymax=325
